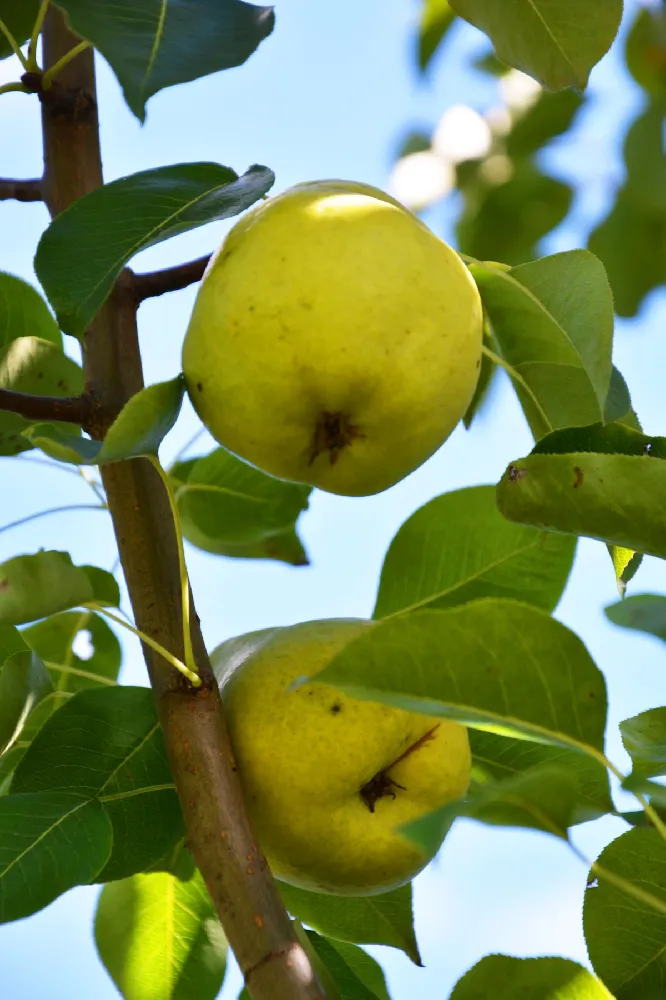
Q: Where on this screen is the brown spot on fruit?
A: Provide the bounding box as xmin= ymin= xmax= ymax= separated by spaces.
xmin=309 ymin=411 xmax=365 ymax=466
xmin=196 ymin=382 xmax=203 ymax=392
xmin=330 ymin=702 xmax=343 ymax=715
xmin=573 ymin=466 xmax=584 ymax=489
xmin=507 ymin=463 xmax=526 ymax=483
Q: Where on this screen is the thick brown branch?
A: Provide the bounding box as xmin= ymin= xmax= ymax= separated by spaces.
xmin=0 ymin=177 xmax=44 ymax=202
xmin=40 ymin=12 xmax=324 ymax=1000
xmin=0 ymin=387 xmax=87 ymax=423
xmin=131 ymin=254 xmax=211 ymax=302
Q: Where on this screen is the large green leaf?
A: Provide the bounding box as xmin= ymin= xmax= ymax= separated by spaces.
xmin=620 ymin=708 xmax=666 ymax=780
xmin=0 ymin=550 xmax=94 ymax=626
xmin=470 ymin=252 xmax=613 ymax=439
xmin=584 ymin=827 xmax=666 ymax=998
xmin=417 ymin=0 xmax=455 ymax=72
xmin=497 ymin=424 xmax=666 ymax=560
xmin=0 ymin=647 xmax=52 ymax=756
xmin=589 ymin=192 xmax=666 ymax=320
xmin=35 ymin=163 xmax=274 ymax=337
xmin=316 ymin=599 xmax=607 ymax=755
xmin=306 ymin=931 xmax=390 ymax=1000
xmin=458 ymin=165 xmax=572 ymax=268
xmin=0 ymin=336 xmax=83 ymax=456
xmin=506 ymin=89 xmax=583 ymax=160
xmin=23 ymin=610 xmax=122 ymax=692
xmin=95 ymin=868 xmax=227 ymax=1000
xmin=0 ymin=791 xmax=112 ymax=922
xmin=469 ymin=729 xmax=613 ymax=824
xmin=0 ymin=1 xmax=39 ymax=58
xmin=403 ymin=764 xmax=581 ymax=855
xmin=606 ymin=593 xmax=666 ymax=642
xmin=448 ymin=0 xmax=622 ymax=90
xmin=279 ymin=883 xmax=420 ymax=965
xmin=373 ymin=485 xmax=575 ymax=619
xmin=173 ymin=448 xmax=311 ymax=547
xmin=56 ymin=0 xmax=275 ymax=121
xmin=12 ymin=686 xmax=183 ymax=881
xmin=450 ymin=955 xmax=612 ymax=999
xmin=0 ymin=272 xmax=61 ymax=348
xmin=26 ymin=376 xmax=186 ymax=465
xmin=626 ymin=6 xmax=666 ymax=99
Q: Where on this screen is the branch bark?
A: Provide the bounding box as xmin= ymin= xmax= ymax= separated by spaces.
xmin=0 ymin=387 xmax=87 ymax=423
xmin=131 ymin=254 xmax=211 ymax=301
xmin=39 ymin=12 xmax=324 ymax=1000
xmin=0 ymin=177 xmax=43 ymax=201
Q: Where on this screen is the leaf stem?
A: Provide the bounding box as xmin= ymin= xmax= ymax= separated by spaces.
xmin=0 ymin=17 xmax=29 ymax=68
xmin=600 ymin=754 xmax=666 ymax=841
xmin=27 ymin=0 xmax=50 ymax=71
xmin=568 ymin=840 xmax=666 ymax=917
xmin=0 ymin=81 xmax=29 ymax=97
xmin=481 ymin=343 xmax=553 ymax=433
xmin=0 ymin=503 xmax=106 ymax=537
xmin=84 ymin=602 xmax=202 ymax=687
xmin=42 ymin=39 xmax=90 ymax=89
xmin=148 ymin=456 xmax=197 ymax=684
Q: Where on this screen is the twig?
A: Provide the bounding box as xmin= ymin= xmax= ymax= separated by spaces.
xmin=0 ymin=177 xmax=43 ymax=201
xmin=39 ymin=11 xmax=325 ymax=999
xmin=0 ymin=503 xmax=106 ymax=537
xmin=131 ymin=254 xmax=211 ymax=302
xmin=0 ymin=387 xmax=88 ymax=424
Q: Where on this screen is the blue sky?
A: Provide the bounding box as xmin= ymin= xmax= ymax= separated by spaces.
xmin=1 ymin=2 xmax=666 ymax=997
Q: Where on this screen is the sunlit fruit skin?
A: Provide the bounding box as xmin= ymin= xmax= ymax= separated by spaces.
xmin=214 ymin=618 xmax=471 ymax=896
xmin=182 ymin=180 xmax=483 ymax=496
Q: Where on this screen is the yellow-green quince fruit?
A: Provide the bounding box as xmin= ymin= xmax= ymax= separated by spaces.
xmin=213 ymin=618 xmax=471 ymax=896
xmin=182 ymin=179 xmax=483 ymax=496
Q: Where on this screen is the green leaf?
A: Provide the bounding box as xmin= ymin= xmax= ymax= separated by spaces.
xmin=403 ymin=764 xmax=581 ymax=855
xmin=608 ymin=545 xmax=642 ymax=598
xmin=279 ymin=883 xmax=421 ymax=965
xmin=373 ymin=485 xmax=575 ymax=619
xmin=57 ymin=0 xmax=275 ymax=121
xmin=458 ymin=164 xmax=572 ymax=268
xmin=0 ymin=791 xmax=112 ymax=922
xmin=0 ymin=550 xmax=94 ymax=626
xmin=506 ymin=89 xmax=583 ymax=160
xmin=469 ymin=729 xmax=613 ymax=824
xmin=35 ymin=163 xmax=274 ymax=337
xmin=450 ymin=955 xmax=612 ymax=999
xmin=0 ymin=1 xmax=39 ymax=59
xmin=0 ymin=336 xmax=83 ymax=456
xmin=174 ymin=447 xmax=311 ymax=546
xmin=620 ymin=707 xmax=666 ymax=780
xmin=470 ymin=252 xmax=613 ymax=438
xmin=23 ymin=609 xmax=121 ymax=692
xmin=584 ymin=827 xmax=666 ymax=998
xmin=606 ymin=593 xmax=666 ymax=642
xmin=95 ymin=867 xmax=227 ymax=1000
xmin=626 ymin=6 xmax=666 ymax=99
xmin=604 ymin=365 xmax=641 ymax=430
xmin=316 ymin=599 xmax=608 ymax=755
xmin=191 ymin=527 xmax=310 ymax=566
xmin=497 ymin=426 xmax=666 ymax=560
xmin=418 ymin=0 xmax=455 ymax=72
xmin=306 ymin=931 xmax=390 ymax=1000
xmin=80 ymin=565 xmax=121 ymax=607
xmin=26 ymin=376 xmax=186 ymax=465
xmin=0 ymin=272 xmax=61 ymax=348
xmin=13 ymin=686 xmax=183 ymax=881
xmin=0 ymin=647 xmax=52 ymax=755
xmin=448 ymin=0 xmax=622 ymax=90
xmin=589 ymin=194 xmax=666 ymax=320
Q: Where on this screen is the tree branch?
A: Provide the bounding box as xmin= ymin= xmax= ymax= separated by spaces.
xmin=0 ymin=177 xmax=43 ymax=202
xmin=39 ymin=12 xmax=324 ymax=1000
xmin=0 ymin=387 xmax=87 ymax=423
xmin=131 ymin=254 xmax=211 ymax=302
